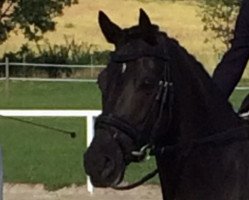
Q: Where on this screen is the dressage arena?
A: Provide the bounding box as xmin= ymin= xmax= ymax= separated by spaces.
xmin=3 ymin=184 xmax=161 ymax=200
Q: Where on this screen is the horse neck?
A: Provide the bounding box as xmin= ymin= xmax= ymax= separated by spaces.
xmin=170 ymin=45 xmax=242 ymax=141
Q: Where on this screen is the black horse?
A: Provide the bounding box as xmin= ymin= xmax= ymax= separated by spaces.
xmin=84 ymin=9 xmax=249 ymax=200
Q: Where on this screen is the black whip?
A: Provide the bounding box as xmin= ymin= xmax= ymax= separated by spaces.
xmin=0 ymin=114 xmax=76 ymax=138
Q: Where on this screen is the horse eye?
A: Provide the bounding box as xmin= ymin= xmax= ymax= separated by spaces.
xmin=141 ymin=78 xmax=155 ymax=89
xmin=144 ymin=79 xmax=153 ymax=85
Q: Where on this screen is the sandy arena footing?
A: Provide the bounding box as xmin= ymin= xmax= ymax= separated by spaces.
xmin=3 ymin=183 xmax=162 ymax=200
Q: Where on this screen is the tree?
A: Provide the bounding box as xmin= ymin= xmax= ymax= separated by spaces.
xmin=0 ymin=0 xmax=78 ymax=45
xmin=199 ymin=0 xmax=240 ymax=54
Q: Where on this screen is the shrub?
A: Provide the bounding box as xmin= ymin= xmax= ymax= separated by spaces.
xmin=0 ymin=36 xmax=110 ymax=78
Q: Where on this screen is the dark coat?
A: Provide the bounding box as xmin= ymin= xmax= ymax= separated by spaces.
xmin=212 ymin=0 xmax=249 ymax=99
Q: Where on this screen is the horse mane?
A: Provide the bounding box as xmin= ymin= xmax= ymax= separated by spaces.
xmin=168 ymin=36 xmax=225 ymax=103
xmin=158 ymin=32 xmax=242 ymax=137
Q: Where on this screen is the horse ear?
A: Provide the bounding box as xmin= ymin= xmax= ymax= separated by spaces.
xmin=139 ymin=9 xmax=152 ymax=29
xmin=98 ymin=11 xmax=123 ymax=45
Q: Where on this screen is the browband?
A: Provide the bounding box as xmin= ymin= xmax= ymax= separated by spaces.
xmin=110 ymin=47 xmax=170 ymax=63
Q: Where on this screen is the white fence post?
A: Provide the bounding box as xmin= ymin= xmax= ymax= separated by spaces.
xmin=86 ymin=115 xmax=95 ymax=194
xmin=0 ymin=146 xmax=3 ymax=200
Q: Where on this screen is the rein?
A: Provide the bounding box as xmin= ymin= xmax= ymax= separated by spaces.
xmin=112 ymin=168 xmax=159 ymax=190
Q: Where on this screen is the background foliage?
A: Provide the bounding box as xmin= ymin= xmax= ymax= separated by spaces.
xmin=198 ymin=0 xmax=240 ymax=54
xmin=0 ymin=0 xmax=78 ymax=44
xmin=0 ymin=37 xmax=110 ymax=78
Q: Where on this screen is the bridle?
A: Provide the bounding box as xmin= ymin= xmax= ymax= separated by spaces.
xmin=94 ymin=45 xmax=249 ymax=190
xmin=95 ymin=47 xmax=175 ymax=189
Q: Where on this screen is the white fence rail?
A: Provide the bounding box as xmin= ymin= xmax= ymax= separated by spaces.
xmin=0 ymin=109 xmax=102 ymax=194
xmin=0 ymin=58 xmax=105 ymax=82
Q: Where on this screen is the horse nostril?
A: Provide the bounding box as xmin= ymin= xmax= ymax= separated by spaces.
xmin=101 ymin=156 xmax=115 ymax=179
xmin=104 ymin=156 xmax=112 ymax=165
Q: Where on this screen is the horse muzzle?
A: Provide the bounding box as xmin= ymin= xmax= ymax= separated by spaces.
xmin=83 ymin=128 xmax=126 ymax=187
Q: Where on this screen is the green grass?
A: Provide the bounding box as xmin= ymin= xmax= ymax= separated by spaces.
xmin=0 ymin=80 xmax=249 ymax=190
xmin=230 ymin=89 xmax=249 ymax=110
xmin=0 ymin=81 xmax=101 ymax=109
xmin=0 ymin=117 xmax=86 ymax=190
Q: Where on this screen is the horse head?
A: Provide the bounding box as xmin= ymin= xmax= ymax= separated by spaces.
xmin=84 ymin=9 xmax=175 ymax=187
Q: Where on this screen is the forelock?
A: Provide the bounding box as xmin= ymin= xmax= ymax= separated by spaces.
xmin=122 ymin=24 xmax=160 ymax=46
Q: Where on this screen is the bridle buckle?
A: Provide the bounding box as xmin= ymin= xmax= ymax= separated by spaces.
xmin=131 ymin=144 xmax=152 ymax=161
